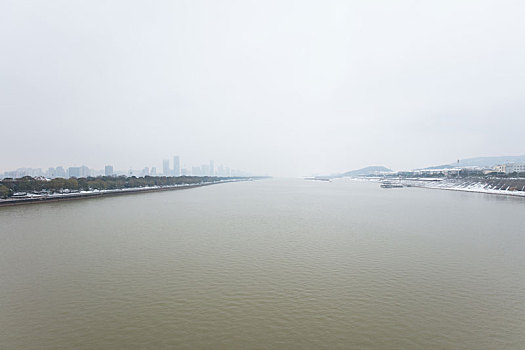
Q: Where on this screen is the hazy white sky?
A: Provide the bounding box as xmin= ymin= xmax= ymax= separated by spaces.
xmin=1 ymin=0 xmax=524 ymax=176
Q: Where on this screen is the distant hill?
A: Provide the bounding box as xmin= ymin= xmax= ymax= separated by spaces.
xmin=339 ymin=166 xmax=393 ymax=177
xmin=422 ymin=155 xmax=525 ymax=170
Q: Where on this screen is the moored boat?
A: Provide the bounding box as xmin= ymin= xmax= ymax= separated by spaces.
xmin=380 ymin=181 xmax=403 ymax=188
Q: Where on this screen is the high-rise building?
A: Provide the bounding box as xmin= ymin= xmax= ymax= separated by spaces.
xmin=151 ymin=167 xmax=157 ymax=176
xmin=105 ymin=165 xmax=114 ymax=176
xmin=163 ymin=159 xmax=170 ymax=176
xmin=201 ymin=164 xmax=210 ymax=176
xmin=56 ymin=166 xmax=66 ymax=178
xmin=209 ymin=160 xmax=214 ymax=176
xmin=47 ymin=167 xmax=56 ymax=178
xmin=173 ymin=156 xmax=180 ymax=176
xmin=80 ymin=166 xmax=90 ymax=177
xmin=68 ymin=167 xmax=81 ymax=178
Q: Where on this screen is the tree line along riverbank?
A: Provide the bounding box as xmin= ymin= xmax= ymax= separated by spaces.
xmin=0 ymin=175 xmax=262 ymax=200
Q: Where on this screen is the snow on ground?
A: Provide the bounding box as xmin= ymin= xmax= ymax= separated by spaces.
xmin=398 ymin=178 xmax=525 ymax=197
xmin=347 ymin=177 xmax=525 ymax=197
xmin=0 ymin=179 xmax=242 ymax=204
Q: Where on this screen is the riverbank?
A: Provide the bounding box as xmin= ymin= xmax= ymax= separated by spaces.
xmin=0 ymin=179 xmax=245 ymax=207
xmin=403 ymin=178 xmax=525 ymax=198
xmin=349 ymin=177 xmax=525 ymax=198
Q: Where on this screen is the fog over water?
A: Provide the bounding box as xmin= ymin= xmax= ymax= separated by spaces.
xmin=1 ymin=1 xmax=524 ymax=176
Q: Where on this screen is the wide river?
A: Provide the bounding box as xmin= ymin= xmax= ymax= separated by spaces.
xmin=1 ymin=179 xmax=524 ymax=349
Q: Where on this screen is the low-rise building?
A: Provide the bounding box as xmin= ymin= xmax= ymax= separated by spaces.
xmin=494 ymin=163 xmax=525 ymax=174
xmin=506 ymin=163 xmax=525 ymax=174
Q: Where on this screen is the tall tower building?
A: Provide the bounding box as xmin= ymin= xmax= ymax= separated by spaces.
xmin=80 ymin=165 xmax=90 ymax=177
xmin=209 ymin=160 xmax=214 ymax=176
xmin=105 ymin=165 xmax=114 ymax=176
xmin=47 ymin=167 xmax=56 ymax=178
xmin=173 ymin=156 xmax=180 ymax=176
xmin=68 ymin=167 xmax=81 ymax=178
xmin=163 ymin=159 xmax=170 ymax=176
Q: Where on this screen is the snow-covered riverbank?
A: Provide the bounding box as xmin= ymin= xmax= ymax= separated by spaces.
xmin=401 ymin=178 xmax=525 ymax=197
xmin=0 ymin=179 xmax=245 ymax=207
xmin=349 ymin=177 xmax=525 ymax=198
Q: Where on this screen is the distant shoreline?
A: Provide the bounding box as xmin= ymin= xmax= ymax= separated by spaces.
xmin=399 ymin=178 xmax=525 ymax=198
xmin=0 ymin=180 xmax=240 ymax=207
xmin=347 ymin=177 xmax=525 ymax=198
xmin=409 ymin=183 xmax=525 ymax=198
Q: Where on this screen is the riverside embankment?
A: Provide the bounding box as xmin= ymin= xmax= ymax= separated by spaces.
xmin=398 ymin=178 xmax=525 ymax=197
xmin=0 ymin=179 xmax=248 ymax=207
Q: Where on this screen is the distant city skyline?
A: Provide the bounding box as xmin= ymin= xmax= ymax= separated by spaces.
xmin=3 ymin=153 xmax=525 ymax=180
xmin=0 ymin=154 xmax=251 ymax=179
